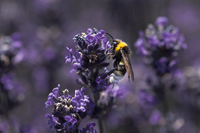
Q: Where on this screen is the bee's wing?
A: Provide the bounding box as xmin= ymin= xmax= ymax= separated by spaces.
xmin=126 ymin=53 xmax=134 ymax=81
xmin=120 ymin=49 xmax=134 ymax=82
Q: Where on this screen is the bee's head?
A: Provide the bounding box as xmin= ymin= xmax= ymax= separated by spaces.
xmin=106 ymin=32 xmax=120 ymax=47
xmin=111 ymin=39 xmax=121 ymax=51
xmin=112 ymin=39 xmax=120 ymax=45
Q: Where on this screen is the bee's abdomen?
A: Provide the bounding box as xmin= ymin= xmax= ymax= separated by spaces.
xmin=109 ymin=61 xmax=126 ymax=84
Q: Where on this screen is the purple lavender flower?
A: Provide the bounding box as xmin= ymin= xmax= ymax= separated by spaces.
xmin=149 ymin=110 xmax=161 ymax=125
xmin=32 ymin=66 xmax=49 ymax=93
xmin=1 ymin=73 xmax=15 ymax=90
xmin=138 ymin=89 xmax=157 ymax=107
xmin=86 ymin=99 xmax=96 ymax=117
xmin=0 ymin=34 xmax=24 ymax=75
xmin=45 ymin=113 xmax=60 ymax=128
xmin=71 ymin=87 xmax=90 ymax=112
xmin=156 ymin=16 xmax=168 ymax=27
xmin=45 ymin=84 xmax=91 ymax=132
xmin=65 ymin=47 xmax=73 ymax=63
xmin=65 ymin=28 xmax=111 ymax=92
xmin=0 ymin=116 xmax=25 ymax=133
xmin=135 ymin=16 xmax=187 ymax=76
xmin=0 ymin=34 xmax=24 ymax=115
xmin=62 ymin=115 xmax=78 ymax=132
xmin=80 ymin=122 xmax=97 ymax=133
xmin=96 ymin=73 xmax=110 ymax=91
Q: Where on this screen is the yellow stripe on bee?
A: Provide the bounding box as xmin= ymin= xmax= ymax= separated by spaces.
xmin=119 ymin=61 xmax=124 ymax=65
xmin=115 ymin=41 xmax=128 ymax=52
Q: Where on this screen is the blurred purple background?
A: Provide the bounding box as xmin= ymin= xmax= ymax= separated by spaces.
xmin=1 ymin=0 xmax=200 ymax=133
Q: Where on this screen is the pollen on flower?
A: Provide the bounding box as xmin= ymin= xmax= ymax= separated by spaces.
xmin=65 ymin=28 xmax=113 ymax=92
xmin=45 ymin=84 xmax=90 ymax=132
xmin=63 ymin=89 xmax=69 ymax=95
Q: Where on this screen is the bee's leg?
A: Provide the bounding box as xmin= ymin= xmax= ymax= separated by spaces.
xmin=105 ymin=45 xmax=114 ymax=54
xmin=111 ymin=83 xmax=115 ymax=89
xmin=105 ymin=48 xmax=111 ymax=54
xmin=106 ymin=53 xmax=114 ymax=59
xmin=100 ymin=68 xmax=117 ymax=79
xmin=106 ymin=53 xmax=113 ymax=55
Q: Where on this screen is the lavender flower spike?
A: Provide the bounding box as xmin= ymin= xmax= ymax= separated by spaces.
xmin=65 ymin=28 xmax=111 ymax=92
xmin=45 ymin=84 xmax=91 ymax=132
xmin=135 ymin=16 xmax=187 ymax=76
xmin=0 ymin=34 xmax=24 ymax=115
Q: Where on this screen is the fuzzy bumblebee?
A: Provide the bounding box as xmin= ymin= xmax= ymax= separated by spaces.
xmin=106 ymin=34 xmax=134 ymax=84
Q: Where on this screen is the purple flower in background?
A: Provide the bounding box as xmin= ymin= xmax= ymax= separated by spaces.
xmin=65 ymin=28 xmax=111 ymax=92
xmin=149 ymin=110 xmax=161 ymax=125
xmin=156 ymin=16 xmax=168 ymax=27
xmin=32 ymin=66 xmax=49 ymax=93
xmin=0 ymin=116 xmax=29 ymax=133
xmin=0 ymin=34 xmax=24 ymax=74
xmin=80 ymin=122 xmax=97 ymax=133
xmin=0 ymin=34 xmax=24 ymax=115
xmin=45 ymin=84 xmax=91 ymax=132
xmin=138 ymin=89 xmax=157 ymax=107
xmin=135 ymin=16 xmax=187 ymax=76
xmin=1 ymin=73 xmax=15 ymax=90
xmin=0 ymin=35 xmax=22 ymax=74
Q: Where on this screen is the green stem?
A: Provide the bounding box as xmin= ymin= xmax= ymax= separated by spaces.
xmin=98 ymin=117 xmax=104 ymax=133
xmin=159 ymin=79 xmax=170 ymax=133
xmin=93 ymin=93 xmax=104 ymax=133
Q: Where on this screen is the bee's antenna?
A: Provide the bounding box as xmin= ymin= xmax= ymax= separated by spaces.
xmin=105 ymin=32 xmax=115 ymax=54
xmin=106 ymin=32 xmax=114 ymax=42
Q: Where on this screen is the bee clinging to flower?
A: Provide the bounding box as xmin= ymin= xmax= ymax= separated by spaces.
xmin=105 ymin=33 xmax=134 ymax=84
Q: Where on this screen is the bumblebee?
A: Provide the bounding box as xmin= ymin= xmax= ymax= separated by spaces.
xmin=105 ymin=33 xmax=134 ymax=83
